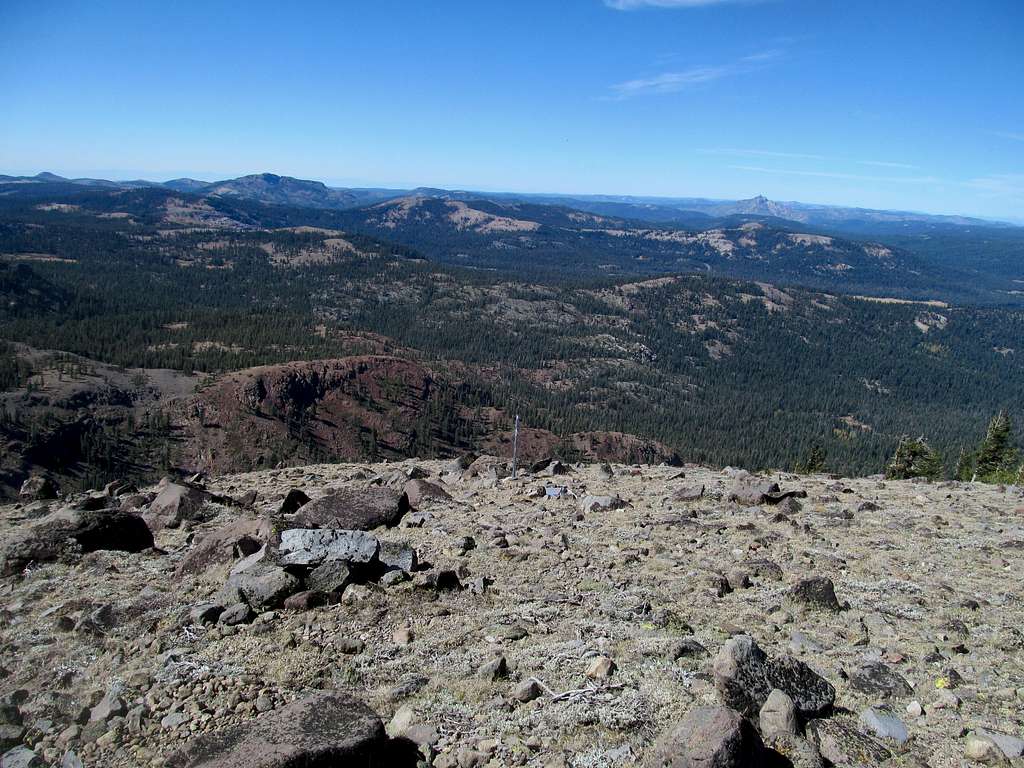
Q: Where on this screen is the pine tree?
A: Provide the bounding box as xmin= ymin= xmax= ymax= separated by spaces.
xmin=885 ymin=436 xmax=944 ymax=480
xmin=797 ymin=444 xmax=826 ymax=474
xmin=954 ymin=445 xmax=974 ymax=481
xmin=975 ymin=410 xmax=1020 ymax=481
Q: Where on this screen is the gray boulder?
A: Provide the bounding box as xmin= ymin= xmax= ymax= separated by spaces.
xmin=646 ymin=706 xmax=764 ymax=767
xmin=713 ymin=636 xmax=834 ymax=718
xmin=164 ymin=692 xmax=390 ymax=768
xmin=293 ymin=488 xmax=408 ymax=530
xmin=218 ymin=565 xmax=300 ymax=610
xmin=278 ymin=529 xmax=379 ymax=566
xmin=728 ymin=473 xmax=807 ymax=506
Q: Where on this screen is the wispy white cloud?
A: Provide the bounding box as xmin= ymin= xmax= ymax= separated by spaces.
xmin=857 ymin=159 xmax=918 ymax=170
xmin=964 ymin=173 xmax=1024 ymax=198
xmin=991 ymin=131 xmax=1024 ymax=142
xmin=605 ymin=0 xmax=754 ymax=8
xmin=698 ymin=148 xmax=827 ymax=161
xmin=703 ymin=148 xmax=918 ymax=170
xmin=607 ymin=50 xmax=779 ymax=98
xmin=729 ymin=165 xmax=943 ymax=185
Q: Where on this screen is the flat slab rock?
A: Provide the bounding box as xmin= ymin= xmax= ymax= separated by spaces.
xmin=278 ymin=528 xmax=379 ymax=566
xmin=164 ymin=692 xmax=391 ymax=768
xmin=292 ymin=488 xmax=409 ymax=530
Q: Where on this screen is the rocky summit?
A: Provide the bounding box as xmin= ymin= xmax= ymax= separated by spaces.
xmin=1 ymin=459 xmax=1022 ymax=768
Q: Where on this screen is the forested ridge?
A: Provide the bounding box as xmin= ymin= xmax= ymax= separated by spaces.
xmin=0 ymin=184 xmax=1021 ymax=489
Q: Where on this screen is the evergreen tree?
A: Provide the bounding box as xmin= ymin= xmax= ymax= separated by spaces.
xmin=796 ymin=444 xmax=826 ymax=474
xmin=885 ymin=436 xmax=944 ymax=480
xmin=954 ymin=445 xmax=974 ymax=481
xmin=975 ymin=410 xmax=1020 ymax=481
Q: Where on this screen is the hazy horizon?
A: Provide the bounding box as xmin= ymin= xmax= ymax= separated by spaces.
xmin=2 ymin=0 xmax=1021 ymax=221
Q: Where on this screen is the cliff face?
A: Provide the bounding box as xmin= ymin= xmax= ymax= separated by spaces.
xmin=171 ymin=356 xmax=681 ymax=474
xmin=173 ymin=356 xmax=461 ymax=472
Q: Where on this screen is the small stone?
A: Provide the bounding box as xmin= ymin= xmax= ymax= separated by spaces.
xmin=160 ymin=712 xmax=188 ymax=730
xmin=254 ymin=695 xmax=273 ymax=713
xmin=858 ymin=707 xmax=908 ymax=744
xmin=393 ymin=627 xmax=414 ymax=645
xmin=334 ymin=637 xmax=365 ymax=654
xmin=906 ymin=700 xmax=923 ymax=718
xmin=759 ymin=689 xmax=798 ymax=740
xmin=478 ymin=656 xmax=509 ymax=681
xmin=788 ymin=577 xmax=843 ymax=612
xmin=965 ymin=734 xmax=1011 ymax=765
xmin=585 ymin=656 xmax=616 ymax=680
xmin=513 ymin=680 xmax=542 ymax=703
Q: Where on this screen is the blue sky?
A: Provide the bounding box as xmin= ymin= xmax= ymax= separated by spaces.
xmin=1 ymin=0 xmax=1022 ymax=219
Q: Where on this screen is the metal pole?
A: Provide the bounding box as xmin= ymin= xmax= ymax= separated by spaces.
xmin=511 ymin=414 xmax=520 ymax=479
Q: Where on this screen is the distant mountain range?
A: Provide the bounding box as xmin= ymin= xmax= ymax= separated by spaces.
xmin=0 ymin=171 xmax=1015 ymax=231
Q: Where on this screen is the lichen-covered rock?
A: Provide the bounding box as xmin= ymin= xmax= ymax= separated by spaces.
xmin=164 ymin=692 xmax=390 ymax=767
xmin=646 ymin=706 xmax=764 ymax=768
xmin=713 ymin=636 xmax=835 ymax=718
xmin=278 ymin=529 xmax=379 ymax=566
xmin=805 ymin=718 xmax=891 ymax=768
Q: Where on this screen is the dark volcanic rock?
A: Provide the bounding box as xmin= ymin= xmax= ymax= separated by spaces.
xmin=293 ymin=488 xmax=408 ymax=530
xmin=0 ymin=507 xmax=153 ymax=576
xmin=713 ymin=636 xmax=835 ymax=718
xmin=278 ymin=489 xmax=310 ymax=516
xmin=788 ymin=577 xmax=843 ymax=612
xmin=19 ymin=475 xmax=58 ymax=501
xmin=805 ymin=718 xmax=891 ymax=767
xmin=646 ymin=706 xmax=764 ymax=768
xmin=175 ymin=517 xmax=276 ymax=576
xmin=306 ymin=560 xmax=352 ymax=594
xmin=847 ymin=661 xmax=913 ymax=699
xmin=728 ymin=473 xmax=807 ymax=506
xmin=164 ymin=692 xmax=391 ymax=768
xmin=143 ymin=483 xmax=212 ymax=532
